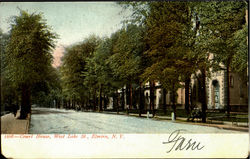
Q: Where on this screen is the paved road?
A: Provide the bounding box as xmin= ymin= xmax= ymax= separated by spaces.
xmin=29 ymin=107 xmax=243 ymax=134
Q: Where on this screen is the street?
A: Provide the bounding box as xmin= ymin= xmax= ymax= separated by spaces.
xmin=29 ymin=107 xmax=243 ymax=134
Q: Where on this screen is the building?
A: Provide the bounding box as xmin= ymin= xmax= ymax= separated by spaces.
xmin=106 ymin=66 xmax=248 ymax=112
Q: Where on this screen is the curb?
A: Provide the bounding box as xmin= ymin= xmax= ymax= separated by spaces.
xmin=25 ymin=113 xmax=31 ymax=134
xmin=175 ymin=120 xmax=249 ymax=132
xmin=101 ymin=111 xmax=248 ymax=132
xmin=153 ymin=116 xmax=249 ymax=132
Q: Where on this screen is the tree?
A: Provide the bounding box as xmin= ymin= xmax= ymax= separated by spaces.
xmin=140 ymin=2 xmax=199 ymax=119
xmin=32 ymin=66 xmax=62 ymax=108
xmin=107 ymin=24 xmax=146 ymax=114
xmin=196 ymin=1 xmax=247 ymax=117
xmin=61 ymin=44 xmax=86 ymax=109
xmin=0 ymin=30 xmax=16 ymax=112
xmin=5 ymin=10 xmax=57 ymax=119
xmin=231 ymin=24 xmax=248 ymax=82
xmin=60 ymin=35 xmax=100 ymax=111
xmin=87 ymin=37 xmax=120 ymax=112
xmin=119 ymin=2 xmax=203 ymax=118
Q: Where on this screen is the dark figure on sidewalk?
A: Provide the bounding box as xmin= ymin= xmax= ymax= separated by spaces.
xmin=188 ymin=107 xmax=202 ymax=122
xmin=11 ymin=104 xmax=19 ymax=117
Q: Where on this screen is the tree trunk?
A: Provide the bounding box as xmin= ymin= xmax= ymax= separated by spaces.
xmin=103 ymin=95 xmax=107 ymax=111
xmin=125 ymin=84 xmax=129 ymax=106
xmin=185 ymin=76 xmax=191 ymax=116
xmin=93 ymin=89 xmax=96 ymax=111
xmin=116 ymin=90 xmax=119 ymax=114
xmin=112 ymin=93 xmax=115 ymax=111
xmin=99 ymin=84 xmax=103 ymax=112
xmin=139 ymin=83 xmax=143 ymax=117
xmin=0 ymin=76 xmax=1 ymax=110
xmin=88 ymin=91 xmax=91 ymax=110
xmin=81 ymin=100 xmax=84 ymax=111
xmin=70 ymin=100 xmax=72 ymax=109
xmin=226 ymin=64 xmax=231 ymax=117
xmin=15 ymin=93 xmax=19 ymax=108
xmin=171 ymin=84 xmax=176 ymax=120
xmin=125 ymin=84 xmax=129 ymax=114
xmin=150 ymin=81 xmax=155 ymax=117
xmin=152 ymin=82 xmax=155 ymax=117
xmin=163 ymin=87 xmax=167 ymax=115
xmin=20 ymin=85 xmax=31 ymax=119
xmin=150 ymin=81 xmax=152 ymax=114
xmin=63 ymin=99 xmax=66 ymax=108
xmin=121 ymin=87 xmax=125 ymax=110
xmin=201 ymin=68 xmax=207 ymax=123
xmin=73 ymin=97 xmax=76 ymax=110
xmin=130 ymin=83 xmax=132 ymax=110
xmin=56 ymin=99 xmax=58 ymax=108
xmin=55 ymin=99 xmax=58 ymax=108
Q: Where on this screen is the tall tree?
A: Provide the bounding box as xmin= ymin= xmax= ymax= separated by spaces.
xmin=107 ymin=24 xmax=146 ymax=114
xmin=32 ymin=66 xmax=62 ymax=108
xmin=61 ymin=35 xmax=100 ymax=111
xmin=5 ymin=10 xmax=57 ymax=119
xmin=231 ymin=22 xmax=248 ymax=82
xmin=141 ymin=2 xmax=198 ymax=119
xmin=196 ymin=1 xmax=247 ymax=116
xmin=0 ymin=30 xmax=18 ymax=112
xmin=88 ymin=37 xmax=120 ymax=112
xmin=120 ymin=2 xmax=201 ymax=118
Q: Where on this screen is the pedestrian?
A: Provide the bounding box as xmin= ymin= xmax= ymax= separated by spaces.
xmin=126 ymin=105 xmax=129 ymax=115
xmin=11 ymin=104 xmax=19 ymax=117
xmin=190 ymin=107 xmax=202 ymax=122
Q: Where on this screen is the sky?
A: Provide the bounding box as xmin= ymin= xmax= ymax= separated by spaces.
xmin=0 ymin=2 xmax=131 ymax=67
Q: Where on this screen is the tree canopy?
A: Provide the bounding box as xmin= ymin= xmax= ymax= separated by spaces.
xmin=2 ymin=2 xmax=247 ymax=122
xmin=4 ymin=10 xmax=57 ymax=118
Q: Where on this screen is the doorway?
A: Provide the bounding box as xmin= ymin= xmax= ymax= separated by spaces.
xmin=212 ymin=80 xmax=220 ymax=109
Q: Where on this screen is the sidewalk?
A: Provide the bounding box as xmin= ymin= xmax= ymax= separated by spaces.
xmin=145 ymin=114 xmax=249 ymax=132
xmin=103 ymin=111 xmax=249 ymax=132
xmin=1 ymin=111 xmax=30 ymax=134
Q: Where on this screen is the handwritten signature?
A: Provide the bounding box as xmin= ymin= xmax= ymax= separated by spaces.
xmin=162 ymin=129 xmax=205 ymax=153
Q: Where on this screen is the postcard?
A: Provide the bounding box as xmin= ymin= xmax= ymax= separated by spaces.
xmin=1 ymin=1 xmax=249 ymax=158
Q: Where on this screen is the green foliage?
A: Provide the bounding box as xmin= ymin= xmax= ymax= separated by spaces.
xmin=1 ymin=10 xmax=58 ymax=117
xmin=61 ymin=35 xmax=101 ymax=102
xmin=231 ymin=24 xmax=248 ymax=79
xmin=118 ymin=1 xmax=149 ymax=25
xmin=108 ymin=24 xmax=145 ymax=84
xmin=197 ymin=1 xmax=247 ymax=68
xmin=5 ymin=10 xmax=57 ymax=88
xmin=9 ymin=1 xmax=244 ymax=115
xmin=0 ymin=31 xmax=16 ymax=108
xmin=85 ymin=37 xmax=116 ymax=95
xmin=141 ymin=2 xmax=197 ymax=90
xmin=32 ymin=66 xmax=62 ymax=107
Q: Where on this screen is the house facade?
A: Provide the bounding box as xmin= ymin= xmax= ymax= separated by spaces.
xmin=106 ymin=68 xmax=248 ymax=112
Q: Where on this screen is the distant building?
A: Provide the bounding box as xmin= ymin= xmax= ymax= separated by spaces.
xmin=107 ymin=67 xmax=248 ymax=113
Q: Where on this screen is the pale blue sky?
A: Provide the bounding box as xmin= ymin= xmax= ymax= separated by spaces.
xmin=0 ymin=2 xmax=131 ymax=46
xmin=0 ymin=2 xmax=131 ymax=67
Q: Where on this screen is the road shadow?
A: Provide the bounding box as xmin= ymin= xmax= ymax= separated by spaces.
xmin=31 ymin=109 xmax=71 ymax=115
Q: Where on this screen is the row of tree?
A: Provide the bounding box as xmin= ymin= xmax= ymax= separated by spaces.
xmin=0 ymin=2 xmax=247 ymax=122
xmin=59 ymin=1 xmax=248 ymax=122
